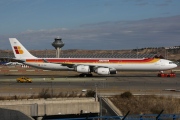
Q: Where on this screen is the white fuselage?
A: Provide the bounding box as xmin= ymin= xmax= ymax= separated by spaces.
xmin=23 ymin=58 xmax=177 ymax=71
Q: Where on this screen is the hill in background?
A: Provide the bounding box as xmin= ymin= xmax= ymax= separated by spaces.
xmin=30 ymin=47 xmax=180 ymax=61
xmin=1 ymin=47 xmax=180 ymax=61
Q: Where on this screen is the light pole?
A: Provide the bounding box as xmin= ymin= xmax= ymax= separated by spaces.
xmin=164 ymin=47 xmax=168 ymax=59
xmin=51 ymin=77 xmax=54 ymax=98
xmin=95 ymin=84 xmax=97 ymax=101
xmin=136 ymin=47 xmax=138 ymax=58
xmin=45 ymin=49 xmax=47 ymax=58
xmin=100 ymin=97 xmax=102 ymax=117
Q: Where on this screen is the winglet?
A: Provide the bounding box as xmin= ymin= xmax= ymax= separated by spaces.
xmin=9 ymin=38 xmax=37 ymax=59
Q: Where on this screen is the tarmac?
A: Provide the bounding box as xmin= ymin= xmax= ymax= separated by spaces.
xmin=0 ymin=72 xmax=179 ymax=97
xmin=0 ymin=65 xmax=179 ymax=97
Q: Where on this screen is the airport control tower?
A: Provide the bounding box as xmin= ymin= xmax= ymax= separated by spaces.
xmin=52 ymin=37 xmax=64 ymax=58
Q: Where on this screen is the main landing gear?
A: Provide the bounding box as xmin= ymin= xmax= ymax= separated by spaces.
xmin=79 ymin=73 xmax=93 ymax=77
xmin=157 ymin=71 xmax=176 ymax=77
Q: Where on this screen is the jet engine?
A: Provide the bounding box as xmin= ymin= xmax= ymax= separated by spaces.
xmin=95 ymin=68 xmax=117 ymax=75
xmin=75 ymin=65 xmax=90 ymax=73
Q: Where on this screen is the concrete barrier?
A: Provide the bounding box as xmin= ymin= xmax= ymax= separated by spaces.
xmin=102 ymin=97 xmax=122 ymax=116
xmin=0 ymin=98 xmax=100 ymax=118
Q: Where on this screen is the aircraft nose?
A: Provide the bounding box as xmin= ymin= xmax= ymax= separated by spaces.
xmin=173 ymin=63 xmax=178 ymax=68
xmin=176 ymin=62 xmax=179 ymax=66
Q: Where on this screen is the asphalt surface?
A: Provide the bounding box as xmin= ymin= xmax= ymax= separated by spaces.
xmin=0 ymin=73 xmax=179 ymax=97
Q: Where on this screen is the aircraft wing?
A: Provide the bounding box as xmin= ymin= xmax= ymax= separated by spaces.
xmin=42 ymin=59 xmax=75 ymax=68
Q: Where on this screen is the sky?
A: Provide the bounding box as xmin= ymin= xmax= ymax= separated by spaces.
xmin=0 ymin=0 xmax=180 ymax=50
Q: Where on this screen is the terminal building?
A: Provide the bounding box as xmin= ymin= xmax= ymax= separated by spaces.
xmin=0 ymin=50 xmax=164 ymax=64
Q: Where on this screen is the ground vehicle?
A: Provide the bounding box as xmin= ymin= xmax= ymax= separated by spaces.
xmin=157 ymin=72 xmax=176 ymax=77
xmin=16 ymin=77 xmax=32 ymax=83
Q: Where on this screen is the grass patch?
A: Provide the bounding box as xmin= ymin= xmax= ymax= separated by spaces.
xmin=0 ymin=89 xmax=95 ymax=100
xmin=110 ymin=91 xmax=180 ymax=115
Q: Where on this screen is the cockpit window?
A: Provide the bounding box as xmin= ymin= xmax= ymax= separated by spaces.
xmin=169 ymin=62 xmax=174 ymax=64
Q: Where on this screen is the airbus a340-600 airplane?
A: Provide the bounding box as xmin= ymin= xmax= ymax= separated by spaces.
xmin=9 ymin=38 xmax=177 ymax=77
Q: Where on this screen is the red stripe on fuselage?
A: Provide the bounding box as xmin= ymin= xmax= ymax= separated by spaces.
xmin=26 ymin=58 xmax=158 ymax=64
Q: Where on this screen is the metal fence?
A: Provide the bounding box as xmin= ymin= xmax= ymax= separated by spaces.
xmin=45 ymin=114 xmax=180 ymax=120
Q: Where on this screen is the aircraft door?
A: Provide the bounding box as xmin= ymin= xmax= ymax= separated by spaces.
xmin=155 ymin=59 xmax=161 ymax=70
xmin=160 ymin=60 xmax=166 ymax=70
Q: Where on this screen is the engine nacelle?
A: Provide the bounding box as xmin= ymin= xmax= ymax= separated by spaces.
xmin=76 ymin=65 xmax=90 ymax=73
xmin=95 ymin=68 xmax=117 ymax=75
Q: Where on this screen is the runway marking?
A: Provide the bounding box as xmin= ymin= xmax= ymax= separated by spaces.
xmin=173 ymin=70 xmax=180 ymax=72
xmin=7 ymin=66 xmax=15 ymax=68
xmin=26 ymin=70 xmax=35 ymax=71
xmin=0 ymin=78 xmax=107 ymax=82
xmin=9 ymin=70 xmax=18 ymax=72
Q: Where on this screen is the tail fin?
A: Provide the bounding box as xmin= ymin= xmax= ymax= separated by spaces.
xmin=9 ymin=38 xmax=36 ymax=59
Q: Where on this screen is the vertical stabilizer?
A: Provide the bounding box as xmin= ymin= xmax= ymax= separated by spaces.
xmin=9 ymin=38 xmax=36 ymax=59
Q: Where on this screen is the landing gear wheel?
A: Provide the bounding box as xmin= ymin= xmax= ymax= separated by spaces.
xmin=79 ymin=73 xmax=93 ymax=77
xmin=87 ymin=74 xmax=93 ymax=77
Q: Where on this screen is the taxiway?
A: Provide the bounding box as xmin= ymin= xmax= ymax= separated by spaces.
xmin=0 ymin=73 xmax=179 ymax=97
